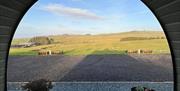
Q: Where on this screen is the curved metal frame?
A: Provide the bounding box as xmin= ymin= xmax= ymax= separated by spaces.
xmin=0 ymin=0 xmax=179 ymax=91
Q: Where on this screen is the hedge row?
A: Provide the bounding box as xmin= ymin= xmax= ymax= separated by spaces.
xmin=120 ymin=37 xmax=165 ymax=41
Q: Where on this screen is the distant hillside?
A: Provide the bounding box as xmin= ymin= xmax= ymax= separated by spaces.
xmin=11 ymin=38 xmax=29 ymax=45
xmin=49 ymin=31 xmax=166 ymax=43
xmin=12 ymin=31 xmax=166 ymax=44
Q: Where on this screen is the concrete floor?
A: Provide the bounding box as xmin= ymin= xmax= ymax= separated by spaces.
xmin=7 ymin=54 xmax=173 ymax=82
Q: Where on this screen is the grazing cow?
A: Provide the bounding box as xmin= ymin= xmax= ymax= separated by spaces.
xmin=22 ymin=79 xmax=53 ymax=91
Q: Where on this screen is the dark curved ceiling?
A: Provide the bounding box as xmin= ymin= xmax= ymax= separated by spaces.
xmin=0 ymin=0 xmax=179 ymax=91
xmin=143 ymin=0 xmax=180 ymax=91
xmin=0 ymin=0 xmax=37 ymax=90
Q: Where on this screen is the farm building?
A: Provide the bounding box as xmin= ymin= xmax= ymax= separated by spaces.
xmin=11 ymin=42 xmax=36 ymax=48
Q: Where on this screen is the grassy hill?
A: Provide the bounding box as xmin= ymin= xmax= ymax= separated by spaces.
xmin=11 ymin=38 xmax=29 ymax=45
xmin=9 ymin=31 xmax=170 ymax=56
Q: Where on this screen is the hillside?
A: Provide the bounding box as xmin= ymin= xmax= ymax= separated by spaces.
xmin=10 ymin=31 xmax=170 ymax=56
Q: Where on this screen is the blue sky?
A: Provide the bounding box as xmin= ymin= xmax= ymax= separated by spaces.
xmin=14 ymin=0 xmax=163 ymax=38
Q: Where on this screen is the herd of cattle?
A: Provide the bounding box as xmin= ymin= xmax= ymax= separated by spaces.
xmin=38 ymin=50 xmax=64 ymax=56
xmin=37 ymin=49 xmax=153 ymax=56
xmin=127 ymin=49 xmax=153 ymax=54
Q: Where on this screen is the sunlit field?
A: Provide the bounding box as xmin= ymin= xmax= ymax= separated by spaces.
xmin=9 ymin=31 xmax=170 ymax=56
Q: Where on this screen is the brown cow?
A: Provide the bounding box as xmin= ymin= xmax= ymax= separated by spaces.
xmin=51 ymin=51 xmax=60 ymax=55
xmin=38 ymin=50 xmax=49 ymax=56
xmin=128 ymin=50 xmax=138 ymax=54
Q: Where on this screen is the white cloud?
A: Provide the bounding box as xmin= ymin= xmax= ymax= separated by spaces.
xmin=42 ymin=3 xmax=103 ymax=20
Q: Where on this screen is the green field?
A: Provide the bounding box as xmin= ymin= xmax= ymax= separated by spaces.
xmin=9 ymin=31 xmax=170 ymax=56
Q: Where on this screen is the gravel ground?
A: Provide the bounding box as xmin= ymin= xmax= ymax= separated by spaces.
xmin=7 ymin=54 xmax=173 ymax=82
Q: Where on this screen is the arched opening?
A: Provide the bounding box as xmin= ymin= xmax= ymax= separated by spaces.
xmin=7 ymin=0 xmax=173 ymax=91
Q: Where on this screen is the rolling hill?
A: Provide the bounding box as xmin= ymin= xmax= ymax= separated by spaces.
xmin=10 ymin=31 xmax=170 ymax=56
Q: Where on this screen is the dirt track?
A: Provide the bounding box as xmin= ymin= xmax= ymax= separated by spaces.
xmin=7 ymin=54 xmax=173 ymax=82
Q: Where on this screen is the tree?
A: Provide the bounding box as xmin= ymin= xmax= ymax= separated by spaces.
xmin=29 ymin=36 xmax=54 ymax=45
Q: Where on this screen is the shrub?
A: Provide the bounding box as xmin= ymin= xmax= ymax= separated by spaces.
xmin=22 ymin=79 xmax=53 ymax=91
